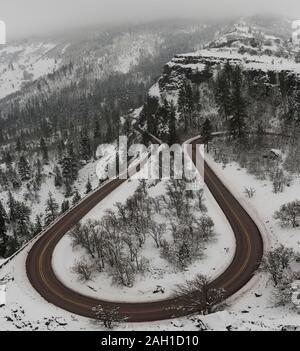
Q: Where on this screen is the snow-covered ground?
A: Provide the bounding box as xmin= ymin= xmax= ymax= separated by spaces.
xmin=113 ymin=33 xmax=163 ymax=74
xmin=0 ymin=149 xmax=236 ymax=330
xmin=202 ymin=152 xmax=300 ymax=330
xmin=53 ymin=174 xmax=235 ymax=302
xmin=0 ymin=159 xmax=100 ymax=226
xmin=1 ymin=149 xmax=300 ymax=330
xmin=168 ymin=48 xmax=300 ymax=78
xmin=0 ymin=42 xmax=61 ymax=99
xmin=206 ymin=154 xmax=300 ymax=251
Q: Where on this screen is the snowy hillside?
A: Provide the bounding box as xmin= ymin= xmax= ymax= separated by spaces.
xmin=0 ymin=20 xmax=218 ymax=104
xmin=0 ymin=41 xmax=64 ymax=99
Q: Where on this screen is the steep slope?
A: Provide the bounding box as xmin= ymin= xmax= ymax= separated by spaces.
xmin=136 ymin=17 xmax=300 ymax=140
xmin=0 ymin=41 xmax=64 ymax=99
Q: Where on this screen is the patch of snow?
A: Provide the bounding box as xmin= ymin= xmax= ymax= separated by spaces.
xmin=203 ymin=152 xmax=300 ymax=330
xmin=53 ymin=153 xmax=235 ymax=302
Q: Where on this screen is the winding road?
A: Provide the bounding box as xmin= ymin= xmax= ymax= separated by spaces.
xmin=26 ymin=137 xmax=264 ymax=322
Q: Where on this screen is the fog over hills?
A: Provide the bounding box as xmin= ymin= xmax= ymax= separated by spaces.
xmin=2 ymin=0 xmax=300 ymax=39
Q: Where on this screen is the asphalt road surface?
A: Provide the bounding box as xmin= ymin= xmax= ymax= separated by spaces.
xmin=26 ymin=138 xmax=264 ymax=322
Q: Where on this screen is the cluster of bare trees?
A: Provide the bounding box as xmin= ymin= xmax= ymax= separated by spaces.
xmin=260 ymin=245 xmax=300 ymax=307
xmin=71 ymin=180 xmax=163 ymax=287
xmin=70 ymin=179 xmax=215 ymax=287
xmin=158 ymin=179 xmax=215 ymax=270
xmin=270 ymin=168 xmax=291 ymax=194
xmin=211 ymin=135 xmax=295 ymax=195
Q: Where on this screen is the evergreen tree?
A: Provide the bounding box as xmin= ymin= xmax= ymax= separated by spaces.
xmin=0 ymin=201 xmax=8 ymax=257
xmin=56 ymin=139 xmax=65 ymax=163
xmin=94 ymin=118 xmax=101 ymax=141
xmin=61 ymin=200 xmax=70 ymax=214
xmin=9 ymin=200 xmax=32 ymax=241
xmin=72 ymin=190 xmax=81 ymax=205
xmin=44 ymin=192 xmax=59 ymax=226
xmin=14 ymin=218 xmax=31 ymax=241
xmin=7 ymin=164 xmax=21 ymax=189
xmin=201 ymin=118 xmax=213 ymax=152
xmin=7 ymin=191 xmax=17 ymax=223
xmin=16 ymin=138 xmax=22 ymax=153
xmin=168 ymin=102 xmax=179 ymax=145
xmin=178 ymin=81 xmax=194 ymax=132
xmin=35 ymin=158 xmax=43 ymax=188
xmin=4 ymin=151 xmax=13 ymax=167
xmin=18 ymin=155 xmax=31 ymax=181
xmin=93 ymin=118 xmax=101 ymax=157
xmin=5 ymin=236 xmax=19 ymax=257
xmin=215 ymin=62 xmax=233 ymax=121
xmin=229 ymin=66 xmax=248 ymax=139
xmin=62 ymin=141 xmax=78 ymax=184
xmin=201 ymin=63 xmax=213 ymax=82
xmin=85 ymin=177 xmax=92 ymax=194
xmin=158 ymin=99 xmax=170 ymax=127
xmin=54 ymin=166 xmax=63 ymax=187
xmin=40 ymin=137 xmax=49 ymax=163
xmin=192 ymin=86 xmax=202 ymax=129
xmin=64 ymin=178 xmax=73 ymax=198
xmin=143 ymin=96 xmax=159 ymax=136
xmin=80 ymin=128 xmax=92 ymax=161
xmin=33 ymin=215 xmax=43 ymax=235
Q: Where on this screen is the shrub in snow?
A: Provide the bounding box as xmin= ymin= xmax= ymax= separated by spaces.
xmin=260 ymin=245 xmax=296 ymax=286
xmin=273 ymin=273 xmax=300 ymax=307
xmin=274 ymin=200 xmax=300 ymax=228
xmin=72 ymin=260 xmax=93 ymax=282
xmin=92 ymin=305 xmax=126 ymax=329
xmin=111 ymin=259 xmax=136 ymax=288
xmin=174 ymin=274 xmax=226 ymax=315
xmin=244 ymin=187 xmax=256 ymax=198
xmin=270 ymin=168 xmax=291 ymax=194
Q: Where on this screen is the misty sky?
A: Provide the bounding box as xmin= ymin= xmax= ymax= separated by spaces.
xmin=2 ymin=0 xmax=300 ymax=39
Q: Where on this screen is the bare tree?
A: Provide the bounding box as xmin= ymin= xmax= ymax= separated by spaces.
xmin=196 ymin=188 xmax=207 ymax=212
xmin=69 ymin=221 xmax=96 ymax=257
xmin=260 ymin=245 xmax=296 ymax=286
xmin=195 ymin=215 xmax=215 ymax=242
xmin=92 ymin=305 xmax=126 ymax=329
xmin=111 ymin=257 xmax=136 ymax=287
xmin=244 ymin=187 xmax=256 ymax=198
xmin=273 ymin=273 xmax=297 ymax=307
xmin=274 ymin=200 xmax=300 ymax=228
xmin=148 ymin=222 xmax=166 ymax=248
xmin=174 ymin=274 xmax=226 ymax=315
xmin=164 ymin=179 xmax=188 ymax=218
xmin=270 ymin=168 xmax=290 ymax=193
xmin=72 ymin=260 xmax=92 ymax=281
